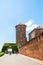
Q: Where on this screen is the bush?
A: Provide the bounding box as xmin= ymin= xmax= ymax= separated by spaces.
xmin=12 ymin=44 xmax=18 ymax=53
xmin=2 ymin=43 xmax=9 ymax=52
xmin=2 ymin=43 xmax=18 ymax=53
xmin=0 ymin=52 xmax=5 ymax=57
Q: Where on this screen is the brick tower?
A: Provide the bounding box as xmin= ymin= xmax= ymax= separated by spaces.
xmin=15 ymin=23 xmax=26 ymax=48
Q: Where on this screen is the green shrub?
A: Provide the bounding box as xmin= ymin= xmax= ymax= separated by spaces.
xmin=0 ymin=52 xmax=5 ymax=57
xmin=12 ymin=44 xmax=18 ymax=53
xmin=2 ymin=43 xmax=9 ymax=52
xmin=2 ymin=43 xmax=18 ymax=53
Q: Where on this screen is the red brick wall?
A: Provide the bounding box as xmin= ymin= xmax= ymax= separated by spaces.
xmin=19 ymin=34 xmax=43 ymax=61
xmin=29 ymin=28 xmax=43 ymax=41
xmin=15 ymin=24 xmax=26 ymax=47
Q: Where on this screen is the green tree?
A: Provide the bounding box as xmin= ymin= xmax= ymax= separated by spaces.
xmin=2 ymin=43 xmax=18 ymax=53
xmin=2 ymin=43 xmax=9 ymax=52
xmin=12 ymin=44 xmax=18 ymax=53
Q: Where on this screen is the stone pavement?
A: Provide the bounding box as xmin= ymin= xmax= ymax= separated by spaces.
xmin=0 ymin=54 xmax=43 ymax=65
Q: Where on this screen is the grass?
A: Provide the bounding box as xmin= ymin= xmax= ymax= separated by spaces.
xmin=0 ymin=52 xmax=5 ymax=57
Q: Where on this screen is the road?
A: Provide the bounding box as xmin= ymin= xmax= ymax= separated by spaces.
xmin=0 ymin=54 xmax=43 ymax=65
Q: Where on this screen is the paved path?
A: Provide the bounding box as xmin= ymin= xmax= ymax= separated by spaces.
xmin=0 ymin=54 xmax=43 ymax=65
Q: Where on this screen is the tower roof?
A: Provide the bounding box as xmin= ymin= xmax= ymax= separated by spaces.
xmin=15 ymin=22 xmax=26 ymax=28
xmin=18 ymin=22 xmax=24 ymax=25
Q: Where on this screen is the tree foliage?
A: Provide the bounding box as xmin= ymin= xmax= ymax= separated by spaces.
xmin=12 ymin=44 xmax=18 ymax=53
xmin=2 ymin=43 xmax=18 ymax=53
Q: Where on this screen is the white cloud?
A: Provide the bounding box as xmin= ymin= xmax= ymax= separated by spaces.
xmin=25 ymin=20 xmax=39 ymax=32
xmin=26 ymin=24 xmax=39 ymax=32
xmin=25 ymin=20 xmax=33 ymax=26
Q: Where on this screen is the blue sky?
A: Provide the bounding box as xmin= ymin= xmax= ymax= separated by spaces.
xmin=0 ymin=0 xmax=43 ymax=51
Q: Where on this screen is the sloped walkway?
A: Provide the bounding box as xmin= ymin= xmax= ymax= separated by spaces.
xmin=0 ymin=54 xmax=43 ymax=65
